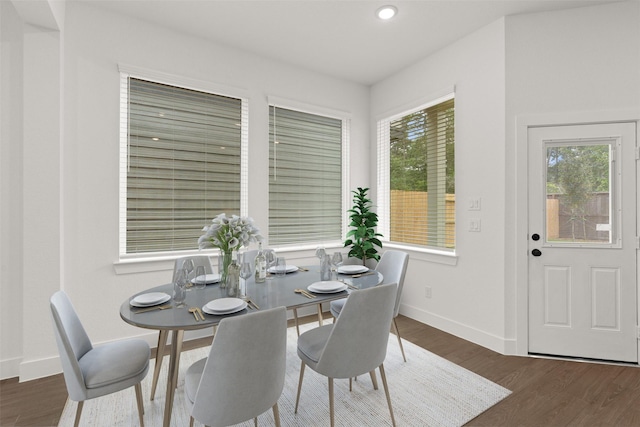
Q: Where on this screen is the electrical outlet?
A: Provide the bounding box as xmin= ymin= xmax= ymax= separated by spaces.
xmin=425 ymin=286 xmax=432 ymax=298
xmin=469 ymin=218 xmax=481 ymax=232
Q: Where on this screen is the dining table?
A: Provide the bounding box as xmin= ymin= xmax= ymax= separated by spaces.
xmin=119 ymin=263 xmax=383 ymax=427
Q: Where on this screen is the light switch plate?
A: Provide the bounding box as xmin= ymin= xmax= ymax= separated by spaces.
xmin=468 ymin=197 xmax=481 ymax=211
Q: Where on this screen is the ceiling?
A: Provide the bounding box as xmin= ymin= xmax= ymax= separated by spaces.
xmin=82 ymin=0 xmax=623 ymax=85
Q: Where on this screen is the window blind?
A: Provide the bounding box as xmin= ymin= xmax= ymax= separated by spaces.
xmin=269 ymin=106 xmax=343 ymax=246
xmin=122 ymin=77 xmax=244 ymax=254
xmin=378 ymin=95 xmax=455 ymax=250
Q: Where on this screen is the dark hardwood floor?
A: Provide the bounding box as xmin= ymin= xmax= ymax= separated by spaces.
xmin=2 ymin=315 xmax=640 ymax=426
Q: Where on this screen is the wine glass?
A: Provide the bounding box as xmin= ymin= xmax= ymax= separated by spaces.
xmin=315 ymin=246 xmax=326 ymax=260
xmin=239 ymin=261 xmax=252 ymax=300
xmin=264 ymin=249 xmax=276 ymax=279
xmin=275 ymin=256 xmax=287 ymax=277
xmin=183 ymin=259 xmax=195 ymax=290
xmin=332 ymin=252 xmax=343 ymax=267
xmin=173 ymin=268 xmax=188 ymax=308
xmin=194 ymin=265 xmax=206 ymax=290
xmin=331 ymin=252 xmax=343 ymax=279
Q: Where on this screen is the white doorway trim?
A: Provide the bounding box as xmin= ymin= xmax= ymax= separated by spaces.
xmin=514 ymin=108 xmax=640 ymax=357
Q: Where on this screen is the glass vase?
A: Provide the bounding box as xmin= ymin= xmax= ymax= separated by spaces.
xmin=219 ymin=250 xmax=233 ymax=288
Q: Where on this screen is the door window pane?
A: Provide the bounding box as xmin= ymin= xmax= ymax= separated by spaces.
xmin=545 ymin=144 xmax=611 ymax=245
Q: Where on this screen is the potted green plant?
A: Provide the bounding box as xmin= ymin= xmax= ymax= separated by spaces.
xmin=344 ymin=187 xmax=383 ymax=265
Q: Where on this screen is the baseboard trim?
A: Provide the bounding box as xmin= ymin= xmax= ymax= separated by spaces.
xmin=401 ymin=304 xmax=515 ymax=355
xmin=0 ymin=357 xmax=22 ymax=380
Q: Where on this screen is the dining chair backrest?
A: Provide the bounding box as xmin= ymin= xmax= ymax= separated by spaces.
xmin=50 ymin=291 xmax=94 ymax=401
xmin=316 ymin=283 xmax=397 ymax=379
xmin=341 ymin=256 xmax=362 ymax=266
xmin=173 ymin=255 xmax=213 ymax=280
xmin=375 ymin=250 xmax=409 ymax=317
xmin=191 ymin=306 xmax=287 ymax=427
xmin=240 ymin=250 xmax=258 ymax=274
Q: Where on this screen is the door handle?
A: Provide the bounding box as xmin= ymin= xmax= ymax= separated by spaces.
xmin=531 ymin=249 xmax=542 ymax=257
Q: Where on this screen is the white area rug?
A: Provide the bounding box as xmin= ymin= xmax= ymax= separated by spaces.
xmin=59 ymin=324 xmax=511 ymax=426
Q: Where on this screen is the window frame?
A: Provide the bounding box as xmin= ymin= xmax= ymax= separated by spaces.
xmin=118 ymin=65 xmax=249 ymax=260
xmin=376 ymin=91 xmax=456 ymax=259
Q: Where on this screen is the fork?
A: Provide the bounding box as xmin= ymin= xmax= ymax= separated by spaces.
xmin=133 ymin=304 xmax=172 ymax=314
xmin=352 ymin=271 xmax=375 ymax=278
xmin=338 ymin=280 xmax=358 ymax=290
xmin=295 ymin=289 xmax=316 ymax=299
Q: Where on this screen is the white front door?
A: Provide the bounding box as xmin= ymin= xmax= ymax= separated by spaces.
xmin=528 ymin=122 xmax=638 ymax=363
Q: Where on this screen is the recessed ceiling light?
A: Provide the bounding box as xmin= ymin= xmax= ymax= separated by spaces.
xmin=376 ymin=5 xmax=397 ymax=20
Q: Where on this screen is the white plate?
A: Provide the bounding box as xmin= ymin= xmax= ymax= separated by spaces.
xmin=130 ymin=292 xmax=171 ymax=307
xmin=308 ymin=281 xmax=348 ymax=294
xmin=204 ymin=298 xmax=245 ymax=313
xmin=202 ymin=300 xmax=248 ymax=315
xmin=338 ymin=265 xmax=369 ymax=274
xmin=192 ymin=273 xmax=221 ymax=285
xmin=267 ymin=265 xmax=298 ymax=274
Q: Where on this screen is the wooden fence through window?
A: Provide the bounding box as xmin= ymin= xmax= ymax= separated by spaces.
xmin=389 ymin=190 xmax=455 ymax=248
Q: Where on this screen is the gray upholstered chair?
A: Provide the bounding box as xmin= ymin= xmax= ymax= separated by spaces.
xmin=173 ymin=255 xmax=214 ymax=280
xmin=50 ymin=291 xmax=150 ymax=427
xmin=185 ymin=306 xmax=287 ymax=427
xmin=330 ymin=250 xmax=409 ymax=361
xmin=240 ymin=249 xmax=258 ymax=275
xmin=295 ymin=283 xmax=398 ymax=427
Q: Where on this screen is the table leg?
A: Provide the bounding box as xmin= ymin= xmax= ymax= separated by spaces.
xmin=292 ymin=309 xmax=300 ymax=336
xmin=317 ymin=303 xmax=324 ymax=326
xmin=150 ymin=329 xmax=168 ymax=400
xmin=163 ymin=329 xmax=184 ymax=427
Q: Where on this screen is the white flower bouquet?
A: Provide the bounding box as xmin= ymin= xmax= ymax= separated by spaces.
xmin=198 ymin=213 xmax=263 ymax=252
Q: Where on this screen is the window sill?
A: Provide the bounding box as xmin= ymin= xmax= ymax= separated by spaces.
xmin=112 ymin=242 xmax=453 ymax=275
xmin=382 ymin=243 xmax=458 ymax=266
xmin=113 ymin=251 xmax=215 ymax=275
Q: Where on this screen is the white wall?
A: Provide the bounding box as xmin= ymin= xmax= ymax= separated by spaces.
xmin=505 ymin=1 xmax=640 ymax=354
xmin=371 ymin=0 xmax=639 ymax=355
xmin=1 ymin=1 xmax=370 ymax=380
xmin=371 ymin=19 xmax=508 ymax=352
xmin=1 ymin=1 xmax=25 ymax=380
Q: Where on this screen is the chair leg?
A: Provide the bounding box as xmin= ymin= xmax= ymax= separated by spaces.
xmin=349 ymin=377 xmax=352 ymax=391
xmin=254 ymin=416 xmax=258 ymax=426
xmin=73 ymin=400 xmax=84 ymax=427
xmin=189 ymin=415 xmax=194 ymax=427
xmin=294 ymin=361 xmax=306 ymax=413
xmin=369 ymin=370 xmax=378 ymax=390
xmin=379 ymin=363 xmax=396 ymax=427
xmin=391 ymin=318 xmax=407 ymax=362
xmin=293 ymin=309 xmax=300 ymax=336
xmin=150 ymin=329 xmax=168 ymax=400
xmin=135 ymin=382 xmax=145 ymax=426
xmin=328 ymin=377 xmax=335 ymax=427
xmin=272 ymin=402 xmax=281 ymax=427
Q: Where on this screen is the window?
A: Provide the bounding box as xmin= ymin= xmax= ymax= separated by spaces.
xmin=119 ymin=74 xmax=248 ymax=256
xmin=377 ymin=94 xmax=455 ymax=250
xmin=268 ymin=105 xmax=348 ymax=246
